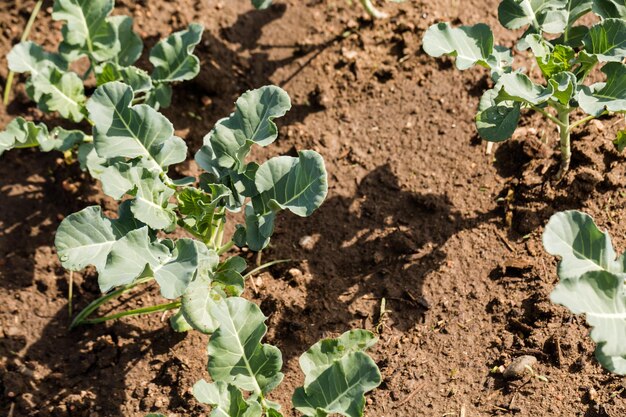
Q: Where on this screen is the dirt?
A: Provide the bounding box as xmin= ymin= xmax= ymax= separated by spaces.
xmin=1 ymin=0 xmax=626 ymax=416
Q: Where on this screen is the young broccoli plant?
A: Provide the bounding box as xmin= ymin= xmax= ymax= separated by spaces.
xmin=54 ymin=84 xmax=328 ymax=329
xmin=543 ymin=211 xmax=626 ymax=375
xmin=193 ymin=328 xmax=382 ymax=417
xmin=422 ymin=0 xmax=626 ymax=179
xmin=0 ymin=0 xmax=203 ymax=157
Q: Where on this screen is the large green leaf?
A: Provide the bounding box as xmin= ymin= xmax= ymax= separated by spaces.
xmin=196 ymin=86 xmax=292 ymax=173
xmin=578 ymin=62 xmax=626 ymax=116
xmin=497 ymin=72 xmax=555 ymax=105
xmin=87 ymin=82 xmax=187 ymax=171
xmin=498 ymin=0 xmax=569 ymax=34
xmin=475 ymin=88 xmax=521 ymax=142
xmin=55 ymin=203 xmax=143 ymax=273
xmin=207 ymin=297 xmax=284 ymax=394
xmin=592 ymin=0 xmax=626 ymax=18
xmin=108 ymin=15 xmax=143 ymax=66
xmin=181 ymin=273 xmax=223 ymax=334
xmin=0 ymin=118 xmax=47 ymax=155
xmin=292 ymin=352 xmax=382 ymax=417
xmin=299 ymin=330 xmax=378 ymax=387
xmin=193 ymin=380 xmax=262 ymax=417
xmin=30 ymin=67 xmax=86 ymax=122
xmin=99 ymin=228 xmax=199 ymax=297
xmin=251 ymin=151 xmax=328 ymax=217
xmin=150 ymin=23 xmax=204 ymax=82
xmin=52 ymin=0 xmax=119 ymax=62
xmin=99 ymin=162 xmax=176 ymax=230
xmin=582 ymin=18 xmax=626 ymax=62
xmin=551 ymin=270 xmax=626 ymax=375
xmin=543 ymin=210 xmax=623 ymax=280
xmin=7 ymin=41 xmax=67 ymax=75
xmin=422 ymin=23 xmax=495 ymax=70
xmin=95 ymin=62 xmax=153 ymax=93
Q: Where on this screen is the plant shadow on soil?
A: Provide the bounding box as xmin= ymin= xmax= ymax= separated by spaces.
xmin=0 ymin=301 xmax=193 ymax=416
xmin=263 ymin=164 xmax=500 ymax=362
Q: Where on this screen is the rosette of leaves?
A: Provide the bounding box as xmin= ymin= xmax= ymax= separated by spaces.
xmin=192 ymin=327 xmax=381 ymax=417
xmin=0 ymin=0 xmax=203 ymax=156
xmin=53 ymin=83 xmax=328 ymax=329
xmin=543 ymin=210 xmax=626 ymax=374
xmin=422 ymin=0 xmax=626 ymax=179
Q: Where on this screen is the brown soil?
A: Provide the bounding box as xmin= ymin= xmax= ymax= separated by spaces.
xmin=1 ymin=0 xmax=625 ymax=416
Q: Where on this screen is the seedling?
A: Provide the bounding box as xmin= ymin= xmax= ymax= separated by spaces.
xmin=1 ymin=0 xmax=204 ymax=156
xmin=543 ymin=210 xmax=626 ymax=375
xmin=422 ymin=0 xmax=626 ymax=179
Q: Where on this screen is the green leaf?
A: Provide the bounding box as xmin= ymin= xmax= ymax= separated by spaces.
xmin=108 ymin=15 xmax=143 ymax=66
xmin=422 ymin=23 xmax=495 ymax=70
xmin=170 ymin=308 xmax=193 ymax=332
xmin=207 ymin=297 xmax=284 ymax=394
xmin=193 ymin=380 xmax=263 ymax=417
xmin=181 ymin=273 xmax=223 ymax=334
xmin=475 ymin=88 xmax=521 ymax=142
xmin=235 ymin=204 xmax=276 ymax=251
xmin=77 ymin=142 xmax=108 ymax=178
xmin=292 ymin=352 xmax=382 ymax=417
xmin=252 ymin=150 xmax=328 ymax=217
xmin=0 ymin=118 xmax=47 ymax=155
xmin=99 ymin=228 xmax=199 ymax=297
xmin=592 ymin=0 xmax=626 ymax=18
xmin=614 ymin=129 xmax=626 ymax=152
xmin=52 ymin=0 xmax=119 ymax=62
xmin=550 ymin=270 xmax=626 ymax=375
xmin=565 ymin=0 xmax=594 ymax=24
xmin=7 ymin=41 xmax=67 ymax=75
xmin=578 ymin=62 xmax=626 ymax=116
xmin=31 ymin=67 xmax=86 ymax=122
xmin=299 ymin=330 xmax=378 ymax=387
xmin=252 ymin=0 xmax=274 ymax=9
xmin=100 ymin=162 xmax=176 ymax=230
xmin=525 ymin=34 xmax=576 ymax=77
xmin=177 ymin=187 xmax=230 ymax=239
xmin=582 ymin=18 xmax=626 ymax=62
xmin=498 ymin=72 xmax=555 ymax=105
xmin=217 ymin=256 xmax=247 ymax=274
xmin=96 ymin=62 xmax=153 ymax=93
xmin=498 ymin=0 xmax=569 ymax=34
xmin=548 ymin=71 xmax=577 ymax=105
xmin=145 ymin=83 xmax=173 ymax=110
xmin=543 ymin=210 xmax=623 ymax=280
xmin=55 ymin=203 xmax=143 ymax=273
xmin=150 ymin=23 xmax=204 ymax=82
xmin=87 ymin=82 xmax=187 ymax=172
xmin=196 ymin=86 xmax=292 ymax=173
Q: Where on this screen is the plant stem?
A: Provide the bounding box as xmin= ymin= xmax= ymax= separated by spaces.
xmin=70 ymin=277 xmax=154 ymax=329
xmin=556 ymin=108 xmax=571 ymax=180
xmin=359 ymin=0 xmax=388 ymax=19
xmin=80 ymin=301 xmax=181 ymax=325
xmin=3 ymin=0 xmax=44 ymax=105
xmin=243 ymin=259 xmax=291 ymax=279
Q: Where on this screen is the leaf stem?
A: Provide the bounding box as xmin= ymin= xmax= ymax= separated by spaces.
xmin=530 ymin=104 xmax=565 ymax=128
xmin=568 ymin=113 xmax=604 ymax=132
xmin=70 ymin=277 xmax=154 ymax=329
xmin=80 ymin=301 xmax=181 ymax=325
xmin=68 ymin=271 xmax=74 ymax=317
xmin=3 ymin=0 xmax=44 ymax=105
xmin=217 ymin=240 xmax=235 ymax=255
xmin=243 ymin=259 xmax=291 ymax=279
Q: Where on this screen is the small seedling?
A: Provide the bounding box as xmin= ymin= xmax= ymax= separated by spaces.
xmin=422 ymin=0 xmax=626 ymax=179
xmin=544 ymin=210 xmax=626 ymax=375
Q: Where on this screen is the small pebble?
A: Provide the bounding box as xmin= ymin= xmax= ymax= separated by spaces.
xmin=298 ymin=235 xmax=316 ymax=251
xmin=503 ymin=355 xmax=537 ymax=379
